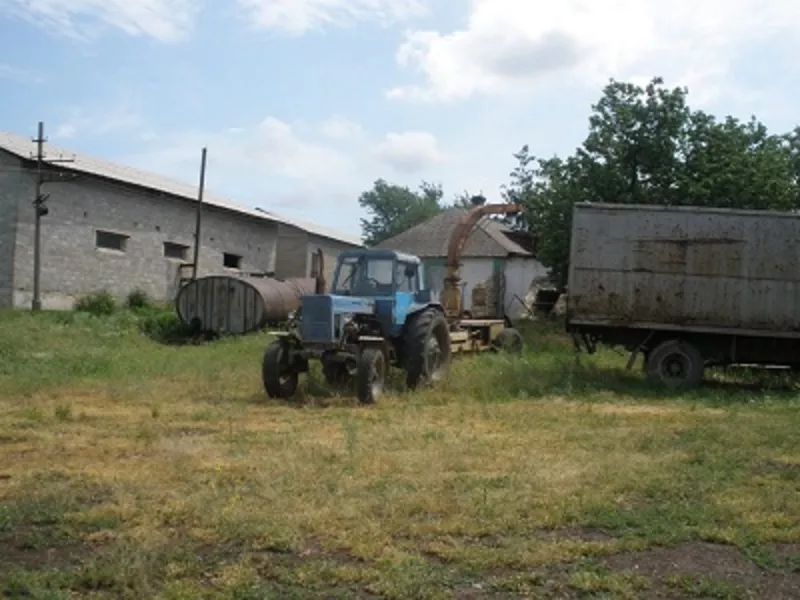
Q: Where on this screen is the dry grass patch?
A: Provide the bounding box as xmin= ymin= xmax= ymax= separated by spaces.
xmin=0 ymin=311 xmax=798 ymax=598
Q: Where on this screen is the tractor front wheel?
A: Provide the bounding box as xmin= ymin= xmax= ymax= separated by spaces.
xmin=356 ymin=347 xmax=385 ymax=404
xmin=262 ymin=340 xmax=299 ymax=399
xmin=405 ymin=308 xmax=452 ymax=390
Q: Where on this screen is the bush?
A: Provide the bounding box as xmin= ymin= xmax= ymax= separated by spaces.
xmin=74 ymin=291 xmax=116 ymax=316
xmin=139 ymin=311 xmax=201 ymax=344
xmin=126 ymin=289 xmax=153 ymax=311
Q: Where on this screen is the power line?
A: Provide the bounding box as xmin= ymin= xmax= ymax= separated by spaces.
xmin=30 ymin=121 xmax=76 ymax=311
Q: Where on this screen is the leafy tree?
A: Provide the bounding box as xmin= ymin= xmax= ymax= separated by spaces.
xmin=358 ymin=179 xmax=487 ymax=245
xmin=451 ymin=190 xmax=484 ymax=209
xmin=358 ymin=179 xmax=444 ymax=246
xmin=504 ymin=76 xmax=800 ymax=290
xmin=502 ymin=147 xmax=584 ymax=289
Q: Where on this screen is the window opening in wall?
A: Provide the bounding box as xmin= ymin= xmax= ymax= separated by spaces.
xmin=95 ymin=230 xmax=128 ymax=252
xmin=164 ymin=242 xmax=189 ymax=261
xmin=223 ymin=253 xmax=242 ymax=269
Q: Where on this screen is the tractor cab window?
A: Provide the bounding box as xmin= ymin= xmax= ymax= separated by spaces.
xmin=333 ymin=256 xmax=395 ymax=296
xmin=395 ymin=262 xmax=418 ymax=292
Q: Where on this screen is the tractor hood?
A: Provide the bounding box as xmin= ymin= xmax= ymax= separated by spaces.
xmin=300 ymin=294 xmax=376 ymax=343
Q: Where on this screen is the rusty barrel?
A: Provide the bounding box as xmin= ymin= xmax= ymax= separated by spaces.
xmin=175 ymin=275 xmax=317 ymax=335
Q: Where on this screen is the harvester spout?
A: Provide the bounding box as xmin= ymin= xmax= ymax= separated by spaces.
xmin=442 ymin=200 xmax=523 ymax=320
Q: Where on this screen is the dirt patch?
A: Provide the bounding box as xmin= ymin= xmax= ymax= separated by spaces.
xmin=535 ymin=526 xmax=615 ymax=543
xmin=602 ymin=541 xmax=800 ymax=599
xmin=758 ymin=459 xmax=800 ymax=473
xmin=395 ymin=526 xmax=613 ymax=548
xmin=0 ymin=434 xmax=28 ymax=444
xmin=770 ymin=543 xmax=800 ymax=569
xmin=0 ymin=532 xmax=96 ymax=572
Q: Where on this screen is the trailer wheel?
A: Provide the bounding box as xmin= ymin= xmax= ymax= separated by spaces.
xmin=645 ymin=340 xmax=704 ymax=389
xmin=262 ymin=340 xmax=299 ymax=399
xmin=404 ymin=308 xmax=452 ymax=389
xmin=356 ymin=347 xmax=385 ymax=404
xmin=493 ymin=327 xmax=524 ymax=354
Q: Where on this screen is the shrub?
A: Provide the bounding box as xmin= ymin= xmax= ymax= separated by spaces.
xmin=139 ymin=311 xmax=201 ymax=344
xmin=126 ymin=289 xmax=153 ymax=311
xmin=74 ymin=291 xmax=116 ymax=316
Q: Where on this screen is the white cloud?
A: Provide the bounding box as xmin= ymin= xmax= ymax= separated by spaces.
xmin=388 ymin=0 xmax=800 ymax=104
xmin=53 ymin=92 xmax=150 ymax=141
xmin=237 ymin=0 xmax=426 ymax=34
xmin=251 ymin=117 xmax=352 ymax=179
xmin=0 ymin=63 xmax=45 ymax=84
xmin=4 ymin=0 xmax=198 ymax=42
xmin=115 ymin=117 xmax=452 ymax=234
xmin=372 ymin=131 xmax=450 ymax=173
xmin=123 ymin=117 xmax=353 ymax=184
xmin=319 ymin=117 xmax=364 ymax=141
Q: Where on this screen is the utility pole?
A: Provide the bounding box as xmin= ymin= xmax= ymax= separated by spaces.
xmin=191 ymin=146 xmax=207 ymax=280
xmin=31 ymin=121 xmax=74 ymax=311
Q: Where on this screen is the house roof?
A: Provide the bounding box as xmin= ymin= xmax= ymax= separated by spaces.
xmin=376 ymin=208 xmax=534 ymax=258
xmin=0 ymin=130 xmax=362 ymax=247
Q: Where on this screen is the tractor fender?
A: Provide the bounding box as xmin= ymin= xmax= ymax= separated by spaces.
xmin=406 ymin=302 xmax=444 ymax=319
xmin=400 ymin=303 xmax=445 ymax=339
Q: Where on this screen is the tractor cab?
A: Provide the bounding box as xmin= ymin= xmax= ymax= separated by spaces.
xmin=318 ymin=248 xmax=435 ymax=340
xmin=331 ymin=248 xmax=427 ymax=299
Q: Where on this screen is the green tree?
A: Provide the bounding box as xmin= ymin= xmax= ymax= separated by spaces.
xmin=505 ymin=76 xmax=800 ymax=290
xmin=358 ymin=180 xmax=487 ymax=245
xmin=358 ymin=179 xmax=444 ymax=246
xmin=502 ymin=147 xmax=584 ymax=290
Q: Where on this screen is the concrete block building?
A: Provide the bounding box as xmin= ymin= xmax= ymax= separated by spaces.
xmin=0 ymin=131 xmax=362 ymax=309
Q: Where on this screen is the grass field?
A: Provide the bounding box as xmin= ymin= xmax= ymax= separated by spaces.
xmin=0 ymin=308 xmax=798 ymax=599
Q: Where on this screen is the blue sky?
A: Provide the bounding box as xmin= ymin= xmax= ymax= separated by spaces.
xmin=1 ymin=0 xmax=799 ymax=240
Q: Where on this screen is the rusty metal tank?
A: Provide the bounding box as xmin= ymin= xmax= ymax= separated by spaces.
xmin=175 ymin=275 xmax=318 ymax=335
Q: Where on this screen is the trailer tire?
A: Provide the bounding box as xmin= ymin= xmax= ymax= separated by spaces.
xmin=356 ymin=347 xmax=385 ymax=404
xmin=404 ymin=308 xmax=452 ymax=390
xmin=262 ymin=340 xmax=299 ymax=399
xmin=645 ymin=340 xmax=704 ymax=389
xmin=492 ymin=327 xmax=524 ymax=354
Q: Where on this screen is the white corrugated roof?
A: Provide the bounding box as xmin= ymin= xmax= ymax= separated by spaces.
xmin=0 ymin=130 xmax=363 ymax=247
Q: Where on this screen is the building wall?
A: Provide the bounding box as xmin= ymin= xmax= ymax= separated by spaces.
xmin=422 ymin=255 xmax=548 ymax=319
xmin=503 ymin=257 xmax=549 ymax=320
xmin=11 ymin=168 xmax=281 ymax=309
xmin=275 ymin=223 xmax=310 ymax=279
xmin=307 ymin=235 xmax=359 ymax=292
xmin=421 ymin=257 xmax=496 ymax=313
xmin=0 ymin=152 xmax=24 ymax=307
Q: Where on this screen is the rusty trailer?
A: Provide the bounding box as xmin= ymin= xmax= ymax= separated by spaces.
xmin=566 ymin=202 xmax=800 ymax=388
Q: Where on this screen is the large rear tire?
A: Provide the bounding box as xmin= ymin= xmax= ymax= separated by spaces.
xmin=645 ymin=339 xmax=704 ymax=389
xmin=404 ymin=308 xmax=452 ymax=390
xmin=262 ymin=340 xmax=299 ymax=399
xmin=356 ymin=347 xmax=385 ymax=404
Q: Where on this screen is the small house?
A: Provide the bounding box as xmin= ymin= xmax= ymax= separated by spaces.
xmin=376 ymin=206 xmax=550 ymax=320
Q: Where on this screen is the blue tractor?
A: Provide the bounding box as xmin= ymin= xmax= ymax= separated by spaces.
xmin=261 ymin=248 xmax=454 ymax=404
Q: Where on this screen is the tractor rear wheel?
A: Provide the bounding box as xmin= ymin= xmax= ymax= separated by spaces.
xmin=356 ymin=347 xmax=385 ymax=404
xmin=262 ymin=340 xmax=299 ymax=399
xmin=404 ymin=308 xmax=452 ymax=390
